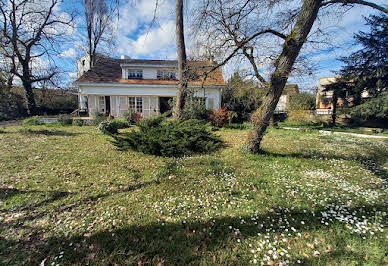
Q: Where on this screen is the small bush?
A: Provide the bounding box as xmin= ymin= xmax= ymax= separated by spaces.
xmin=111 ymin=116 xmax=222 ymax=157
xmin=57 ymin=114 xmax=73 ymax=126
xmin=91 ymin=110 xmax=107 ymax=126
xmin=72 ymin=119 xmax=84 ymax=126
xmin=123 ymin=110 xmax=143 ymax=124
xmin=209 ymin=108 xmax=229 ymax=127
xmin=23 ymin=116 xmax=45 ymax=125
xmin=99 ymin=120 xmax=130 ymax=135
xmin=181 ymin=100 xmax=212 ymax=121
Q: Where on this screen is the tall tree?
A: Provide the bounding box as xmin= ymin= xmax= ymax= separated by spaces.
xmin=81 ymin=0 xmax=118 ymax=68
xmin=0 ymin=0 xmax=74 ymax=115
xmin=324 ymin=14 xmax=388 ymax=125
xmin=174 ymin=0 xmax=188 ymax=119
xmin=194 ymin=0 xmax=388 ymax=153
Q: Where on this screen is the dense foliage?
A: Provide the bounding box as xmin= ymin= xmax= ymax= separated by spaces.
xmin=350 ymin=92 xmax=388 ymax=121
xmin=180 ymin=98 xmax=212 ymax=121
xmin=222 ymin=72 xmax=265 ymax=122
xmin=289 ymin=92 xmax=316 ymax=111
xmin=57 ymin=114 xmax=73 ymax=125
xmin=99 ymin=120 xmax=130 ymax=135
xmin=209 ymin=107 xmax=229 ymax=127
xmin=326 ymin=15 xmax=388 ymax=123
xmin=112 ymin=116 xmax=222 ymax=157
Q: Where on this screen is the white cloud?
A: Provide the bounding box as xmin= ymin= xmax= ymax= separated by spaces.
xmin=60 ymin=48 xmax=77 ymax=58
xmin=115 ymin=0 xmax=176 ymax=59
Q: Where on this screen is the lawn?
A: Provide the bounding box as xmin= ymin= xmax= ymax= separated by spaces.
xmin=0 ymin=125 xmax=387 ymax=265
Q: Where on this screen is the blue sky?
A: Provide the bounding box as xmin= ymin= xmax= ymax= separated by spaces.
xmin=55 ymin=0 xmax=386 ymax=90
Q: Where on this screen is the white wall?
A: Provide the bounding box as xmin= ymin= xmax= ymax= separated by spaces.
xmin=80 ymin=84 xmax=222 ymax=117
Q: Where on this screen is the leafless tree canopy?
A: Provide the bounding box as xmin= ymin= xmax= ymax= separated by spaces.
xmin=0 ymin=0 xmax=75 ymax=115
xmin=81 ymin=0 xmax=118 ymax=68
xmin=190 ymin=0 xmax=387 ymax=152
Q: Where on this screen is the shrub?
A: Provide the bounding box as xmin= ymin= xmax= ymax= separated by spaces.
xmin=91 ymin=110 xmax=107 ymax=126
xmin=23 ymin=116 xmax=45 ymax=125
xmin=209 ymin=108 xmax=229 ymax=127
xmin=181 ymin=100 xmax=212 ymax=121
xmin=99 ymin=120 xmax=130 ymax=135
xmin=283 ymin=110 xmax=328 ymax=127
xmin=123 ymin=110 xmax=143 ymax=124
xmin=72 ymin=119 xmax=84 ymax=126
xmin=57 ymin=114 xmax=73 ymax=126
xmin=111 ymin=116 xmax=222 ymax=157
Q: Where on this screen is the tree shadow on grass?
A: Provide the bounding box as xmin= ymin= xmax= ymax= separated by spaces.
xmin=2 ymin=203 xmax=386 ymax=265
xmin=16 ymin=128 xmax=82 ymax=136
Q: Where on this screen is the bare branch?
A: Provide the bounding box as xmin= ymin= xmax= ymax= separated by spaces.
xmin=321 ymin=0 xmax=388 ymax=14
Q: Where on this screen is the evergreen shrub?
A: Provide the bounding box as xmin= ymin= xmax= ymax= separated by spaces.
xmin=72 ymin=119 xmax=84 ymax=126
xmin=111 ymin=116 xmax=222 ymax=157
xmin=99 ymin=120 xmax=130 ymax=135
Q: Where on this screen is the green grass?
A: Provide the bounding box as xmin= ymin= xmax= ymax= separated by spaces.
xmin=277 ymin=121 xmax=388 ymax=136
xmin=0 ymin=125 xmax=387 ymax=265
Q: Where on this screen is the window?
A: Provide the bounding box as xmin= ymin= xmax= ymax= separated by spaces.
xmin=157 ymin=70 xmax=177 ymax=80
xmin=128 ymin=69 xmax=143 ymax=79
xmin=129 ymin=97 xmax=136 ymax=111
xmin=136 ymin=97 xmax=143 ymax=113
xmin=128 ymin=97 xmax=143 ymax=113
xmin=98 ymin=96 xmax=105 ymax=113
xmin=80 ymin=95 xmax=88 ymax=110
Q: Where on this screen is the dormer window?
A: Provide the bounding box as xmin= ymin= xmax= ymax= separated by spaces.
xmin=128 ymin=69 xmax=143 ymax=79
xmin=157 ymin=70 xmax=177 ymax=80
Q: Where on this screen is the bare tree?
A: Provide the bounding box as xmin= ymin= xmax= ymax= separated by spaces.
xmin=80 ymin=0 xmax=118 ymax=68
xmin=0 ymin=0 xmax=74 ymax=115
xmin=193 ymin=0 xmax=388 ymax=153
xmin=174 ymin=0 xmax=188 ymax=119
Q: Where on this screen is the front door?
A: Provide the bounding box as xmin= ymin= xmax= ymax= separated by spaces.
xmin=105 ymin=96 xmax=111 ymax=115
xmin=159 ymin=97 xmax=173 ymax=116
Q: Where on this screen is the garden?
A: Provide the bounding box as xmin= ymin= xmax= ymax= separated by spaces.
xmin=0 ymin=119 xmax=387 ymax=265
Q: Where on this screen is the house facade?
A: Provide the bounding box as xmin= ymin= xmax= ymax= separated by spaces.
xmin=316 ymin=76 xmax=370 ymax=115
xmin=74 ymin=56 xmax=225 ymax=118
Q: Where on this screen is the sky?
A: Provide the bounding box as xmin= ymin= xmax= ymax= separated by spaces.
xmin=54 ymin=0 xmax=387 ymax=91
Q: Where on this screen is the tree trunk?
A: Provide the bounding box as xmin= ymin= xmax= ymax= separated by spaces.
xmin=22 ymin=78 xmax=37 ymax=116
xmin=174 ymin=0 xmax=188 ymax=119
xmin=330 ymin=94 xmax=338 ymax=126
xmin=247 ymin=0 xmax=322 ymax=153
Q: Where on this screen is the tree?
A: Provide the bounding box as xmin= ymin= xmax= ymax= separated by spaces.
xmin=289 ymin=92 xmax=316 ymax=111
xmin=223 ymin=72 xmax=265 ymax=122
xmin=324 ymin=14 xmax=387 ymax=125
xmin=174 ymin=0 xmax=188 ymax=119
xmin=81 ymin=0 xmax=118 ymax=68
xmin=193 ymin=0 xmax=388 ymax=153
xmin=0 ymin=0 xmax=74 ymax=115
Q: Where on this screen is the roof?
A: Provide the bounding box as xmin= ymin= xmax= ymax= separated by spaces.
xmin=75 ymin=57 xmax=226 ymax=86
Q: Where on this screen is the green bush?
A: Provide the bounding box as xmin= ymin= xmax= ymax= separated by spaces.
xmin=111 ymin=116 xmax=222 ymax=157
xmin=57 ymin=114 xmax=73 ymax=126
xmin=91 ymin=110 xmax=107 ymax=126
xmin=23 ymin=116 xmax=45 ymax=125
xmin=99 ymin=120 xmax=130 ymax=135
xmin=72 ymin=119 xmax=84 ymax=126
xmin=181 ymin=100 xmax=212 ymax=121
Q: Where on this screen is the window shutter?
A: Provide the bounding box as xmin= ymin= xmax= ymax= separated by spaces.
xmin=119 ymin=96 xmax=128 ymax=117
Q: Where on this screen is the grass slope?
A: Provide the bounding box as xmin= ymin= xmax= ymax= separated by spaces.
xmin=0 ymin=125 xmax=387 ymax=265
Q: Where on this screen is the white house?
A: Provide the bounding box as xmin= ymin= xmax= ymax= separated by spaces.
xmin=74 ymin=55 xmax=225 ymax=118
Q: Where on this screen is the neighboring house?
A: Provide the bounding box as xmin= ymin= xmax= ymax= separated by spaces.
xmin=316 ymin=76 xmax=370 ymax=115
xmin=73 ymin=55 xmax=225 ymax=118
xmin=274 ymin=84 xmax=299 ymax=114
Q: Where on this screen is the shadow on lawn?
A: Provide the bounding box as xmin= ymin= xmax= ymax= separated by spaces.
xmin=17 ymin=128 xmax=82 ymax=136
xmin=2 ymin=203 xmax=386 ymax=265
